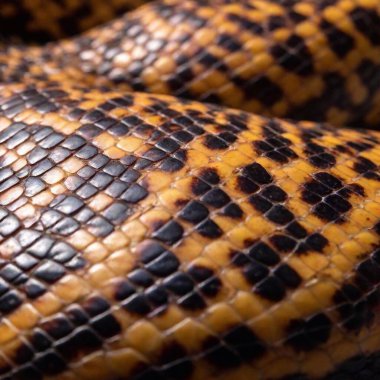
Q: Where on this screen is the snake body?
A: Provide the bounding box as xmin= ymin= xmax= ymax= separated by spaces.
xmin=0 ymin=1 xmax=380 ymax=379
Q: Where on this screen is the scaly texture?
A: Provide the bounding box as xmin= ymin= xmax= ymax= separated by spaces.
xmin=1 ymin=0 xmax=380 ymax=127
xmin=0 ymin=84 xmax=378 ymax=380
xmin=0 ymin=0 xmax=379 ymax=380
xmin=0 ymin=0 xmax=151 ymax=42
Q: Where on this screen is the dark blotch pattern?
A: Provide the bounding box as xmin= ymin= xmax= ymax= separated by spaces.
xmin=202 ymin=324 xmax=266 ymax=369
xmin=301 ymin=172 xmax=362 ymax=222
xmin=286 ymin=313 xmax=332 ymax=351
xmin=271 ymin=34 xmax=314 ymax=76
xmin=320 ymin=20 xmax=355 ymax=58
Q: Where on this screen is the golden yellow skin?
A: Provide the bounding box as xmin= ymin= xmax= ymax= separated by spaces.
xmin=0 ymin=0 xmax=379 ymax=380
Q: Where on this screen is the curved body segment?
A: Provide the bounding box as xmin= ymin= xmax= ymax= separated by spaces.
xmin=0 ymin=85 xmax=378 ymax=379
xmin=1 ymin=0 xmax=380 ymax=127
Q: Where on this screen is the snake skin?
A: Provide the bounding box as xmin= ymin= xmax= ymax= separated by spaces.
xmin=0 ymin=0 xmax=379 ymax=380
xmin=1 ymin=0 xmax=380 ymax=127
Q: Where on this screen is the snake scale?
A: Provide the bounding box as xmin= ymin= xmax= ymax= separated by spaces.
xmin=0 ymin=0 xmax=380 ymax=379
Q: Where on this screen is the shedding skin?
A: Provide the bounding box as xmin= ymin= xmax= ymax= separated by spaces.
xmin=0 ymin=1 xmax=379 ymax=380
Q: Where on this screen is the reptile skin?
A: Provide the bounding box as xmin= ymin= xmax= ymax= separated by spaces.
xmin=0 ymin=0 xmax=379 ymax=380
xmin=2 ymin=0 xmax=380 ymax=127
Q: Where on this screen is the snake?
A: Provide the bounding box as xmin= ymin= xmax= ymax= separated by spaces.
xmin=0 ymin=0 xmax=379 ymax=379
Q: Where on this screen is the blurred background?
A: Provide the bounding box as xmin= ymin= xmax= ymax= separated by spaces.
xmin=0 ymin=0 xmax=150 ymax=42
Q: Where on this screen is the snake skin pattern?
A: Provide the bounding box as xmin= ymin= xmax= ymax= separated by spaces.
xmin=0 ymin=0 xmax=380 ymax=380
xmin=1 ymin=0 xmax=380 ymax=127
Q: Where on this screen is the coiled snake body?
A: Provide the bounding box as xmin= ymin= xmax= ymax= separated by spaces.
xmin=0 ymin=0 xmax=380 ymax=379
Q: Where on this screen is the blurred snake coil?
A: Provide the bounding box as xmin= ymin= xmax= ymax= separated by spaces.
xmin=0 ymin=0 xmax=380 ymax=379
